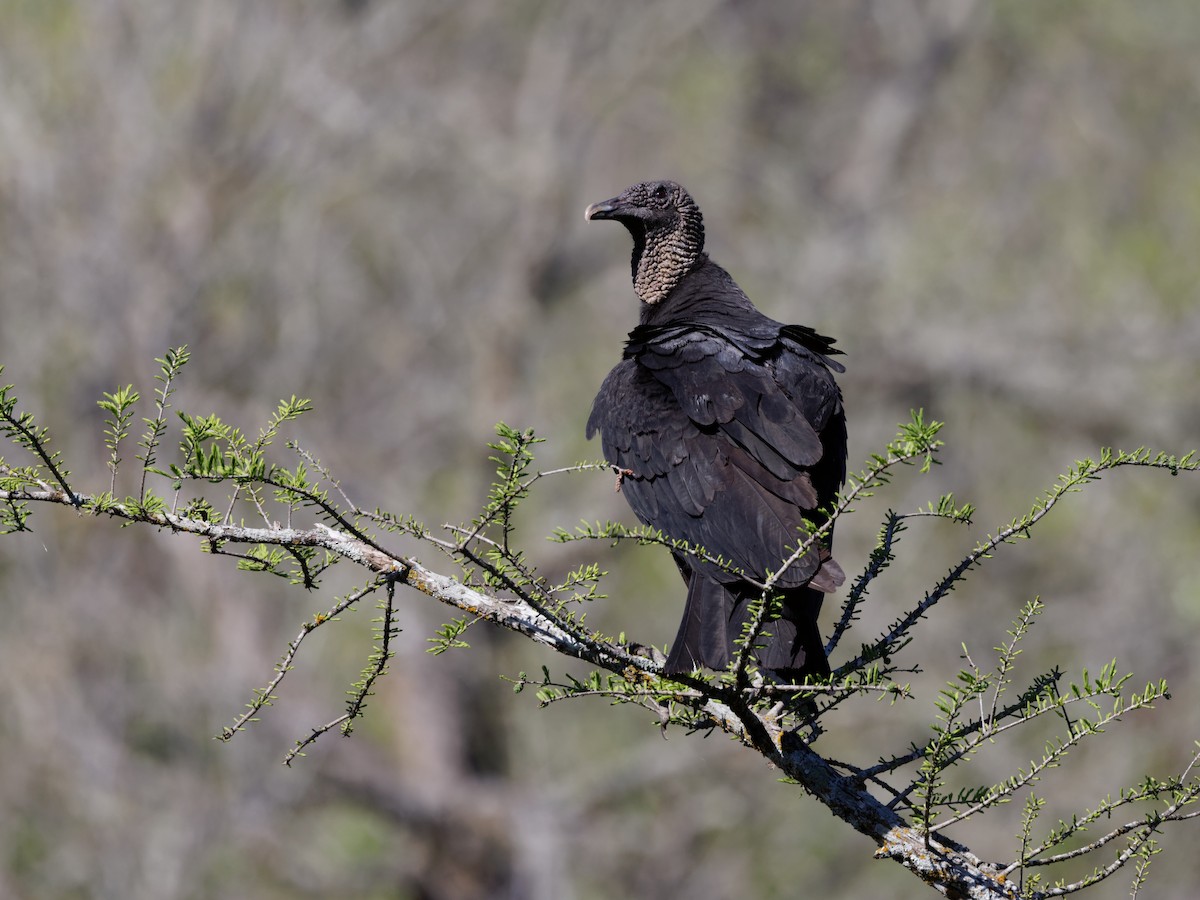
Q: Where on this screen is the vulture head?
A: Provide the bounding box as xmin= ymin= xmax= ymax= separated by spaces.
xmin=585 ymin=180 xmax=705 ymax=305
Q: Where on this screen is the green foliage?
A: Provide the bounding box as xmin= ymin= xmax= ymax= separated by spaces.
xmin=343 ymin=583 xmax=401 ymax=735
xmin=0 ymin=366 xmax=77 ymax=511
xmin=444 ymin=423 xmax=616 ymax=657
xmin=97 ymin=383 xmax=139 ymax=495
xmin=137 ymin=345 xmax=189 ymax=501
xmin=509 ymin=665 xmax=714 ymax=732
xmin=172 ymin=394 xmax=314 ymax=486
xmin=552 ymin=518 xmax=746 ymax=580
xmin=896 ymin=592 xmax=1183 ymax=895
xmin=427 ymin=616 xmax=473 ymax=654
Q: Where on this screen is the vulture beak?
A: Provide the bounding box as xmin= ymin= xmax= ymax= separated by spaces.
xmin=584 ymin=196 xmax=624 ymax=221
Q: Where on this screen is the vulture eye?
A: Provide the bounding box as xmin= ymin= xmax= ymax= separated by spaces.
xmin=651 ymin=183 xmax=670 ymax=204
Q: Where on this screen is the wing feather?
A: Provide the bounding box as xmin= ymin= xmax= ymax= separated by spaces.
xmin=588 ymin=317 xmax=845 ymax=598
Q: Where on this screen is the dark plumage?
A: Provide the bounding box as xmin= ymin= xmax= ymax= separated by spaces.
xmin=585 ymin=180 xmax=847 ymax=679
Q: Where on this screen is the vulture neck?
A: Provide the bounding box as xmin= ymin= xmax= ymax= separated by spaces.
xmin=631 ymin=222 xmax=703 ymax=306
xmin=636 ymin=255 xmax=757 ymax=330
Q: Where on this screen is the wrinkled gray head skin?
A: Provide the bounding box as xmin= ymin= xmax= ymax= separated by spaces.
xmin=585 ymin=180 xmax=705 ymax=305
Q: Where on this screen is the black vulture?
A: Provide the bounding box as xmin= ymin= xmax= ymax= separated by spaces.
xmin=585 ymin=180 xmax=847 ymax=679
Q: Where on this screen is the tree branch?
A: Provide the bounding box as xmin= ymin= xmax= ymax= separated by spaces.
xmin=3 ymin=401 xmax=1198 ymax=900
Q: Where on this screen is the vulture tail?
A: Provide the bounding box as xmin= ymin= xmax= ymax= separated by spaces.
xmin=663 ymin=576 xmax=830 ymax=680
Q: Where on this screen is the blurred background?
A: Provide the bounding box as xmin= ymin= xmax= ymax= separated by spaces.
xmin=2 ymin=2 xmax=1200 ymax=898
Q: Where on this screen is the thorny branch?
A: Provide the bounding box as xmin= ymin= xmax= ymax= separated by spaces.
xmin=3 ymin=386 xmax=1199 ymax=899
xmin=0 ymin=474 xmax=1177 ymax=900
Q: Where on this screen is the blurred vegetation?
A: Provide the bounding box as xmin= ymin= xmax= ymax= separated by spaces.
xmin=1 ymin=2 xmax=1199 ymax=898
